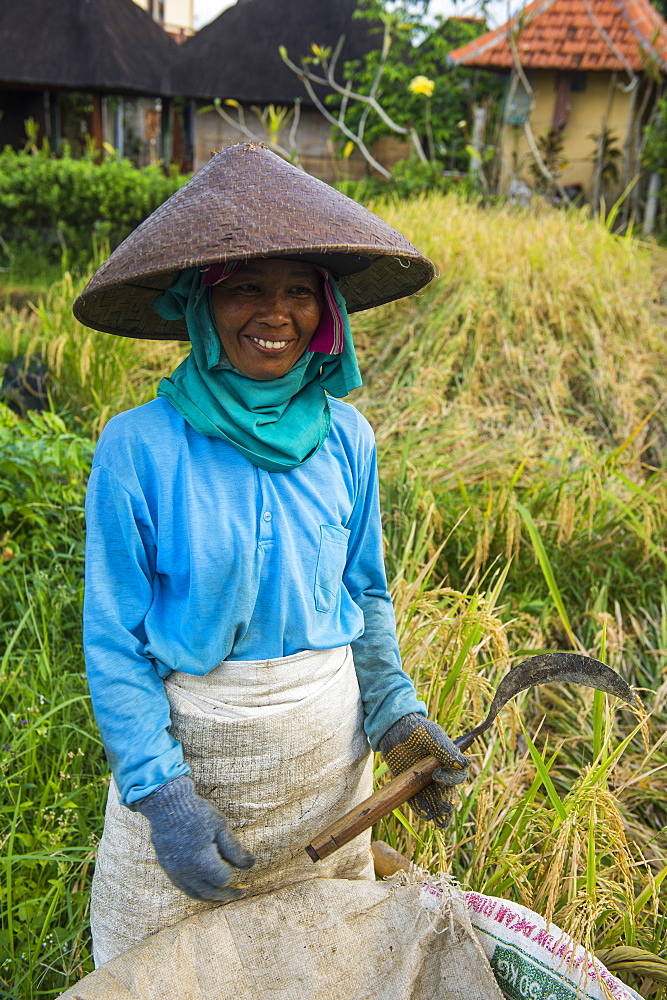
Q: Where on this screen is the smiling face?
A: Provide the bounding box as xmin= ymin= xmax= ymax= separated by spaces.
xmin=210 ymin=259 xmax=324 ymax=380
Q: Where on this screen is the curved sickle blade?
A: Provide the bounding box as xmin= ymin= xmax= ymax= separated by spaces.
xmin=454 ymin=652 xmax=638 ymax=751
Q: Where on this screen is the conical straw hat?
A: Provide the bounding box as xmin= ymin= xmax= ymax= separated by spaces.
xmin=73 ymin=143 xmax=436 ymax=341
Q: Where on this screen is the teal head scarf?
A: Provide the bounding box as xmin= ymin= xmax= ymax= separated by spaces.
xmin=154 ymin=267 xmax=362 ymax=473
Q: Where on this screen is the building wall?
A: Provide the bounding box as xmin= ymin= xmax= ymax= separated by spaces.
xmin=101 ymin=96 xmax=165 ymax=167
xmin=194 ymin=105 xmax=368 ymax=182
xmin=499 ymin=69 xmax=632 ymax=198
xmin=132 ymin=0 xmax=194 ymax=39
xmin=371 ymin=135 xmax=412 ymax=174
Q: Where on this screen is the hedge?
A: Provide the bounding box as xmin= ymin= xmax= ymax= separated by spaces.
xmin=0 ymin=148 xmax=190 ymax=271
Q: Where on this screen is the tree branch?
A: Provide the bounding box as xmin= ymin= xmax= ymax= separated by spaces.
xmin=280 ymin=42 xmax=411 ymax=137
xmin=287 ymin=66 xmax=391 ymax=177
xmin=507 ymin=26 xmax=571 ymax=201
xmin=210 ymin=100 xmax=302 ymax=167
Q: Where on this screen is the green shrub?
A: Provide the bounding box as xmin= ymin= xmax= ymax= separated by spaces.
xmin=335 ymin=159 xmax=482 ymax=203
xmin=0 ymin=403 xmax=93 ymax=565
xmin=0 ymin=148 xmax=189 ymax=273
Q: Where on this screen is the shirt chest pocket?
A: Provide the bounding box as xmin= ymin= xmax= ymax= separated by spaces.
xmin=314 ymin=524 xmax=351 ymax=613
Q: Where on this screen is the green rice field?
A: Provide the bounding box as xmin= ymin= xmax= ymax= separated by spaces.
xmin=1 ymin=193 xmax=666 ymax=997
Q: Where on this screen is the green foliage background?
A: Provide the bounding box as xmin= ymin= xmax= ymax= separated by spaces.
xmin=0 ymin=149 xmax=188 ymax=273
xmin=328 ymin=0 xmax=503 ymax=172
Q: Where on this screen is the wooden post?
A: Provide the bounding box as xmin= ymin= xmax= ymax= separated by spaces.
xmin=90 ymin=94 xmax=104 ymax=156
xmin=643 ymin=172 xmax=661 ymax=235
xmin=469 ymin=105 xmax=486 ymax=177
xmin=160 ymin=97 xmax=173 ymax=165
xmin=115 ymin=98 xmax=124 ymax=158
xmin=44 ymin=89 xmax=60 ymax=148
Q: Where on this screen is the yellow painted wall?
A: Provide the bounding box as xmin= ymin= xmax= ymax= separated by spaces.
xmin=499 ymin=70 xmax=631 ymax=197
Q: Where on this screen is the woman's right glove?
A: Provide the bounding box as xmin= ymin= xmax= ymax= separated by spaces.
xmin=135 ymin=775 xmax=256 ymax=901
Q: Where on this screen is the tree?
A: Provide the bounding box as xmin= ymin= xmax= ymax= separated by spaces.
xmin=342 ymin=0 xmax=498 ymax=169
xmin=280 ymin=0 xmax=503 ymax=182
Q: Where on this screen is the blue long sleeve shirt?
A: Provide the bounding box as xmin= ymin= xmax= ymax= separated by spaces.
xmin=83 ymin=396 xmax=425 ymax=806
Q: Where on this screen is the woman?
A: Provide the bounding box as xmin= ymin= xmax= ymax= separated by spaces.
xmin=75 ymin=143 xmax=469 ymax=966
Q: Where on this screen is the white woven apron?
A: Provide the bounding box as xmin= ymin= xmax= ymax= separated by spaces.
xmin=90 ymin=645 xmax=374 ymax=966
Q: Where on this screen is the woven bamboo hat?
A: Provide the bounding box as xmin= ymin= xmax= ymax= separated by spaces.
xmin=73 ymin=143 xmax=435 ymax=341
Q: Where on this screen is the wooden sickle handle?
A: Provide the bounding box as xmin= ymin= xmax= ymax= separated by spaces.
xmin=305 ymin=755 xmax=441 ymax=862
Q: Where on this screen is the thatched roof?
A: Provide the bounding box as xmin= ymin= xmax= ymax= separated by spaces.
xmin=171 ymin=0 xmax=379 ymax=103
xmin=0 ymin=0 xmax=177 ymax=96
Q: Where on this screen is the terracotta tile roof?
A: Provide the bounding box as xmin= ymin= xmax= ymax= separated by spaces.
xmin=447 ymin=0 xmax=667 ymax=72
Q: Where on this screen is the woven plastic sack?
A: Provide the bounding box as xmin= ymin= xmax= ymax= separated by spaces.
xmin=90 ymin=646 xmax=374 ymax=965
xmin=463 ymin=889 xmax=643 ymax=1000
xmin=59 ymin=876 xmax=505 ymax=1000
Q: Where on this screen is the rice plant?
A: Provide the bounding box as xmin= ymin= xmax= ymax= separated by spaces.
xmin=1 ymin=193 xmax=666 ymax=996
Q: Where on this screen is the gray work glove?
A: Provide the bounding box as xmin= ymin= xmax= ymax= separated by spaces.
xmin=378 ymin=713 xmax=469 ymax=829
xmin=135 ymin=775 xmax=256 ymax=901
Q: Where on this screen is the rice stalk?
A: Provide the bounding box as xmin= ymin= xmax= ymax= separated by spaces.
xmin=2 ymin=191 xmax=667 ymax=994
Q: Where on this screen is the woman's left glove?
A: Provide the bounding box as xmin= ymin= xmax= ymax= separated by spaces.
xmin=135 ymin=775 xmax=256 ymax=901
xmin=378 ymin=713 xmax=469 ymax=828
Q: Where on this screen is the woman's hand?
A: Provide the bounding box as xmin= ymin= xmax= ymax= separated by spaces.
xmin=135 ymin=775 xmax=256 ymax=901
xmin=378 ymin=714 xmax=470 ymax=828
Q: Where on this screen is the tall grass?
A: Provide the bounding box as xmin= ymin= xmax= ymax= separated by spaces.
xmin=0 ymin=409 xmax=105 ymax=997
xmin=1 ymin=193 xmax=666 ymax=997
xmin=357 ymin=196 xmax=667 ymax=993
xmin=0 ymin=272 xmax=186 ymax=438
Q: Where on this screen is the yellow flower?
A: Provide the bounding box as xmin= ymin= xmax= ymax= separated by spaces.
xmin=409 ymin=75 xmax=434 ymax=98
xmin=308 ymin=43 xmax=330 ymax=64
xmin=343 ymin=140 xmax=355 ymax=159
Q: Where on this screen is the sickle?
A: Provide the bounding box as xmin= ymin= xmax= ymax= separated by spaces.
xmin=306 ymin=652 xmax=638 ymax=862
